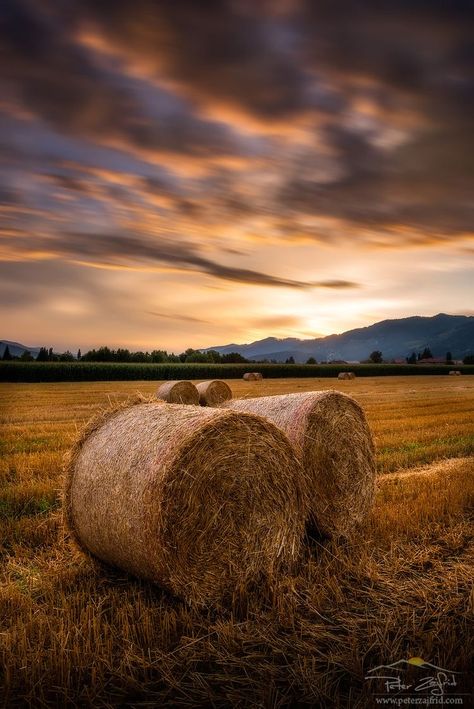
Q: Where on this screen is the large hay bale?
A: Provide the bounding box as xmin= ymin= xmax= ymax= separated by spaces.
xmin=449 ymin=370 xmax=461 ymax=376
xmin=222 ymin=391 xmax=375 ymax=538
xmin=243 ymin=372 xmax=263 ymax=381
xmin=64 ymin=399 xmax=305 ymax=607
xmin=338 ymin=372 xmax=355 ymax=380
xmin=157 ymin=380 xmax=199 ymax=404
xmin=196 ymin=380 xmax=232 ymax=406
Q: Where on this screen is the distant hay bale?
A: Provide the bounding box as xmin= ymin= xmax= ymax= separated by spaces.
xmin=243 ymin=372 xmax=263 ymax=381
xmin=157 ymin=380 xmax=199 ymax=404
xmin=338 ymin=372 xmax=356 ymax=380
xmin=64 ymin=398 xmax=305 ymax=607
xmin=196 ymin=380 xmax=232 ymax=406
xmin=222 ymin=391 xmax=375 ymax=538
xmin=449 ymin=370 xmax=461 ymax=376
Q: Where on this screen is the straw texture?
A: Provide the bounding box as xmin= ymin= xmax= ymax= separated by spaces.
xmin=157 ymin=380 xmax=199 ymax=404
xmin=196 ymin=380 xmax=232 ymax=406
xmin=338 ymin=372 xmax=356 ymax=380
xmin=243 ymin=372 xmax=263 ymax=381
xmin=64 ymin=398 xmax=306 ymax=607
xmin=222 ymin=391 xmax=375 ymax=538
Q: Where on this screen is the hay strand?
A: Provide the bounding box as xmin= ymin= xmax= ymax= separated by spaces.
xmin=222 ymin=391 xmax=375 ymax=538
xmin=196 ymin=380 xmax=232 ymax=406
xmin=64 ymin=398 xmax=306 ymax=607
xmin=157 ymin=380 xmax=199 ymax=404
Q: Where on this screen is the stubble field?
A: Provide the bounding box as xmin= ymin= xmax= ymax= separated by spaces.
xmin=0 ymin=376 xmax=473 ymax=707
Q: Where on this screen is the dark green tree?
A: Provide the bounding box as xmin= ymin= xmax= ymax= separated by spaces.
xmin=221 ymin=352 xmax=248 ymax=363
xmin=20 ymin=350 xmax=34 ymax=361
xmin=420 ymin=347 xmax=433 ymax=359
xmin=463 ymin=354 xmax=474 ymax=364
xmin=206 ymin=350 xmax=222 ymax=363
xmin=185 ymin=350 xmax=208 ymax=363
xmin=151 ymin=350 xmax=168 ymax=363
xmin=37 ymin=347 xmax=49 ymax=362
xmin=369 ymin=350 xmax=383 ymax=363
xmin=285 ymin=356 xmax=295 ymax=364
xmin=77 ymin=349 xmax=81 ymax=360
xmin=445 ymin=351 xmax=453 ymax=364
xmin=407 ymin=352 xmax=417 ymax=364
xmin=2 ymin=345 xmax=13 ymax=360
xmin=306 ymin=356 xmax=317 ymax=364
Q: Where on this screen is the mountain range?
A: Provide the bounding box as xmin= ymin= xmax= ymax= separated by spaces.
xmin=2 ymin=314 xmax=473 ymax=362
xmin=203 ymin=314 xmax=474 ymax=362
xmin=0 ymin=340 xmax=41 ymax=359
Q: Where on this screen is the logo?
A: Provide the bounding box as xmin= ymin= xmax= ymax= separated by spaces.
xmin=365 ymin=656 xmax=467 ymax=705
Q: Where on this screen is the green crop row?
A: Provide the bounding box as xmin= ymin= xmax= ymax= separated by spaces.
xmin=1 ymin=362 xmax=473 ymax=382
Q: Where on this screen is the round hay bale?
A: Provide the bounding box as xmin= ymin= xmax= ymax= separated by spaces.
xmin=196 ymin=380 xmax=232 ymax=406
xmin=449 ymin=370 xmax=461 ymax=376
xmin=222 ymin=391 xmax=375 ymax=538
xmin=64 ymin=399 xmax=306 ymax=607
xmin=338 ymin=372 xmax=355 ymax=380
xmin=157 ymin=380 xmax=199 ymax=404
xmin=243 ymin=372 xmax=263 ymax=381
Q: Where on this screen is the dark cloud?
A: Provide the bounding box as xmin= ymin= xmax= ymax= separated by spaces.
xmin=0 ymin=227 xmax=359 ymax=290
xmin=146 ymin=311 xmax=210 ymax=324
xmin=61 ymin=231 xmax=324 ymax=289
xmin=0 ymin=1 xmax=247 ymax=159
xmin=0 ymin=0 xmax=472 ymax=252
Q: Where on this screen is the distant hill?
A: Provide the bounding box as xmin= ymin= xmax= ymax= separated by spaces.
xmin=203 ymin=314 xmax=474 ymax=362
xmin=0 ymin=340 xmax=41 ymax=359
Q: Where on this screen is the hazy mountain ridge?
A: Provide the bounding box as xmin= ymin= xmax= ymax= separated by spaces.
xmin=0 ymin=340 xmax=41 ymax=358
xmin=204 ymin=314 xmax=474 ymax=362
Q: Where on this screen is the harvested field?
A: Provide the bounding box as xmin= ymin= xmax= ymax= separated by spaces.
xmin=0 ymin=376 xmax=473 ymax=706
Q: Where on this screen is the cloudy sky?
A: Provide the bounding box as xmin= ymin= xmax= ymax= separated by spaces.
xmin=1 ymin=0 xmax=472 ymax=352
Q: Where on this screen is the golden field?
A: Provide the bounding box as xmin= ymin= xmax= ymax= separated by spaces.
xmin=0 ymin=376 xmax=473 ymax=707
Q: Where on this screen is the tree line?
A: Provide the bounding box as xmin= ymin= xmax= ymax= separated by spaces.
xmin=2 ymin=344 xmax=473 ymax=365
xmin=1 ymin=345 xmax=250 ymax=364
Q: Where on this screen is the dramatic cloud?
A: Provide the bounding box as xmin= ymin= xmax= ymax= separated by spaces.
xmin=0 ymin=0 xmax=472 ymax=350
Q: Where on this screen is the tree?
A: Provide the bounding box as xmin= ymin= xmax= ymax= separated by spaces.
xmin=369 ymin=350 xmax=383 ymax=363
xmin=37 ymin=347 xmax=49 ymax=362
xmin=463 ymin=354 xmax=474 ymax=365
xmin=59 ymin=350 xmax=75 ymax=362
xmin=20 ymin=350 xmax=34 ymax=361
xmin=185 ymin=351 xmax=208 ymax=363
xmin=420 ymin=347 xmax=433 ymax=360
xmin=77 ymin=349 xmax=81 ymax=360
xmin=285 ymin=356 xmax=295 ymax=364
xmin=445 ymin=351 xmax=453 ymax=364
xmin=306 ymin=357 xmax=317 ymax=364
xmin=221 ymin=352 xmax=248 ymax=363
xmin=407 ymin=352 xmax=417 ymax=364
xmin=151 ymin=350 xmax=168 ymax=363
xmin=205 ymin=350 xmax=222 ymax=363
xmin=2 ymin=345 xmax=13 ymax=360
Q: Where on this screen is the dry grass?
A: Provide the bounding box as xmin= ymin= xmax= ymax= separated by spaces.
xmin=0 ymin=376 xmax=473 ymax=706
